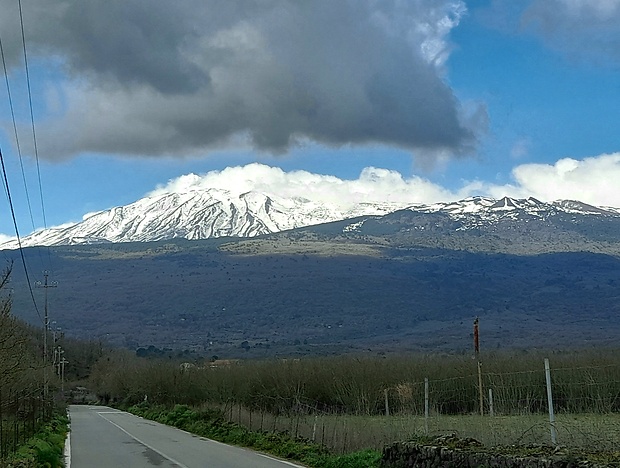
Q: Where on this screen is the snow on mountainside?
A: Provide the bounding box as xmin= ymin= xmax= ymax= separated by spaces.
xmin=406 ymin=196 xmax=620 ymax=233
xmin=2 ymin=193 xmax=620 ymax=249
xmin=415 ymin=196 xmax=620 ymax=217
xmin=1 ymin=189 xmax=405 ymax=248
xmin=406 ymin=196 xmax=620 ymax=225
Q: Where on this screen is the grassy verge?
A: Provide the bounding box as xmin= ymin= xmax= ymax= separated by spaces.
xmin=126 ymin=403 xmax=381 ymax=468
xmin=220 ymin=403 xmax=620 ymax=452
xmin=4 ymin=412 xmax=69 ymax=468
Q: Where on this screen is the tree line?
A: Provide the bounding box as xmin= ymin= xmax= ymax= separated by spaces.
xmin=90 ymin=347 xmax=620 ymax=416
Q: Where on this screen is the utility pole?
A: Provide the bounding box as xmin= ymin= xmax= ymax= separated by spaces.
xmin=474 ymin=317 xmax=484 ymax=416
xmin=60 ymin=357 xmax=68 ymax=394
xmin=55 ymin=346 xmax=64 ymax=374
xmin=36 ymin=271 xmax=57 ymax=401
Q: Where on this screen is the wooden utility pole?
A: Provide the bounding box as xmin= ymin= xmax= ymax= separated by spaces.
xmin=384 ymin=388 xmax=390 ymax=416
xmin=474 ymin=317 xmax=484 ymax=416
xmin=60 ymin=357 xmax=68 ymax=394
xmin=36 ymin=271 xmax=57 ymax=400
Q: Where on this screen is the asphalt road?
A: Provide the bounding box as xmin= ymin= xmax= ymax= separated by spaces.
xmin=68 ymin=405 xmax=305 ymax=468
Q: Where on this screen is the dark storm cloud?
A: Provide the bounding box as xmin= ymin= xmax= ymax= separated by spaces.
xmin=0 ymin=0 xmax=207 ymax=92
xmin=0 ymin=0 xmax=483 ymax=159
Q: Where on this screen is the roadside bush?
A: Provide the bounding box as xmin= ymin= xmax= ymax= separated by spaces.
xmin=5 ymin=413 xmax=68 ymax=468
xmin=124 ymin=404 xmax=380 ymax=468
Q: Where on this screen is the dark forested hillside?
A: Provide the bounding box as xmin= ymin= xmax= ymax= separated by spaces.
xmin=5 ymin=229 xmax=619 ymax=358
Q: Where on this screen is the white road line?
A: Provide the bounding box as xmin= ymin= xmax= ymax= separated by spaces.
xmin=97 ymin=412 xmax=190 ymax=468
xmin=257 ymin=453 xmax=306 ymax=467
xmin=64 ymin=430 xmax=71 ymax=468
xmin=98 ymin=409 xmax=306 ymax=468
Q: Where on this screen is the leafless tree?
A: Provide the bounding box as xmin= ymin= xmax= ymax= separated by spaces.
xmin=0 ymin=262 xmax=34 ymax=390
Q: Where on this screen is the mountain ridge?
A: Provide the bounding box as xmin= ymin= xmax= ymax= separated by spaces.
xmin=3 ymin=191 xmax=620 ymax=249
xmin=5 ymin=193 xmax=620 ymax=355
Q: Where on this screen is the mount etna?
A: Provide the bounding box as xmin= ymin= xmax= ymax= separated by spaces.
xmin=3 ymin=194 xmax=620 ymax=357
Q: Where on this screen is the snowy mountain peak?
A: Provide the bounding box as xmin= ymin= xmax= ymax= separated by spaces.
xmin=553 ymin=199 xmax=616 ymax=215
xmin=487 ymin=196 xmax=548 ymax=211
xmin=412 ymin=196 xmax=619 ymax=219
xmin=1 ymin=189 xmax=405 ymax=249
xmin=2 ymin=191 xmax=619 ymax=249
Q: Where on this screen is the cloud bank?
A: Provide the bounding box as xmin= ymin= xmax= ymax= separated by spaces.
xmin=483 ymin=153 xmax=620 ymax=207
xmin=149 ymin=152 xmax=620 ymax=209
xmin=148 ymin=163 xmax=469 ymax=208
xmin=2 ymin=152 xmax=619 ymax=242
xmin=0 ymin=0 xmax=483 ymax=160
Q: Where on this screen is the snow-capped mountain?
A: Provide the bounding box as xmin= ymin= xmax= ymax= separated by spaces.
xmin=2 ymin=193 xmax=619 ymax=249
xmin=331 ymin=195 xmax=620 ymax=256
xmin=411 ymin=196 xmax=620 ymax=226
xmin=1 ymin=189 xmax=405 ymax=248
xmin=413 ymin=196 xmax=620 ymax=217
xmin=337 ymin=196 xmax=620 ymax=238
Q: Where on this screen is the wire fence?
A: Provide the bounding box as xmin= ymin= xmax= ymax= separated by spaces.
xmin=0 ymin=388 xmax=53 ymax=461
xmin=214 ymin=359 xmax=620 ymax=452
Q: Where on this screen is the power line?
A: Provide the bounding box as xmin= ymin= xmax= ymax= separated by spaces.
xmin=0 ymin=145 xmax=42 ymax=323
xmin=2 ymin=2 xmax=55 ymax=404
xmin=0 ymin=3 xmax=56 ymax=339
xmin=0 ymin=34 xmax=38 ymax=234
xmin=0 ymin=31 xmax=49 ymax=278
xmin=18 ymin=0 xmax=48 ymax=231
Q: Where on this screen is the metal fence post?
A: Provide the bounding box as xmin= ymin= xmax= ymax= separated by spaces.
xmin=424 ymin=378 xmax=429 ymax=436
xmin=544 ymin=358 xmax=558 ymax=446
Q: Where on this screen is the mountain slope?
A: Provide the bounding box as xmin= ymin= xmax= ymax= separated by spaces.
xmin=3 ymin=194 xmax=620 ymax=249
xmin=6 ymin=196 xmax=620 ymax=356
xmin=3 ymin=190 xmax=404 ymax=248
xmin=8 ymin=237 xmax=620 ymax=356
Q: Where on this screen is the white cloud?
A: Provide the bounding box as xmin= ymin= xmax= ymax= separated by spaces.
xmin=149 ymin=153 xmax=620 ymax=209
xmin=480 ymin=153 xmax=620 ymax=206
xmin=148 ymin=163 xmax=470 ymax=207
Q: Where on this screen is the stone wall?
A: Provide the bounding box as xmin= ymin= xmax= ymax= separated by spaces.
xmin=381 ymin=436 xmax=611 ymax=468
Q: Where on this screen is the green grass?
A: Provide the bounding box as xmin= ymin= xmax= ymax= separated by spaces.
xmin=120 ymin=403 xmax=620 ymax=467
xmin=125 ymin=403 xmax=381 ymax=468
xmin=220 ymin=402 xmax=620 ymax=453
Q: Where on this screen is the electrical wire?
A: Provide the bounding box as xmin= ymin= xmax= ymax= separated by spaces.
xmin=18 ymin=0 xmax=48 ymax=231
xmin=0 ymin=9 xmax=46 ymax=324
xmin=0 ymin=35 xmax=38 ymax=236
xmin=0 ymin=34 xmax=49 ymax=293
xmin=17 ymin=0 xmax=54 ymax=275
xmin=0 ymin=145 xmax=42 ymax=322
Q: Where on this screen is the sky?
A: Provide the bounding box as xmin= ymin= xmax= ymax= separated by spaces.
xmin=0 ymin=0 xmax=619 ymax=240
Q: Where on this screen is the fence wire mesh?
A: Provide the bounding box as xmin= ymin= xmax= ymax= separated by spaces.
xmin=215 ymin=359 xmax=620 ymax=452
xmin=0 ymin=388 xmax=53 ymax=461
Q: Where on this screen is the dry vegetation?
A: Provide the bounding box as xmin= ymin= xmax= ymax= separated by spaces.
xmin=0 ymin=263 xmax=54 ymax=461
xmin=219 ymin=236 xmax=386 ymax=257
xmin=91 ymin=349 xmax=620 ymax=452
